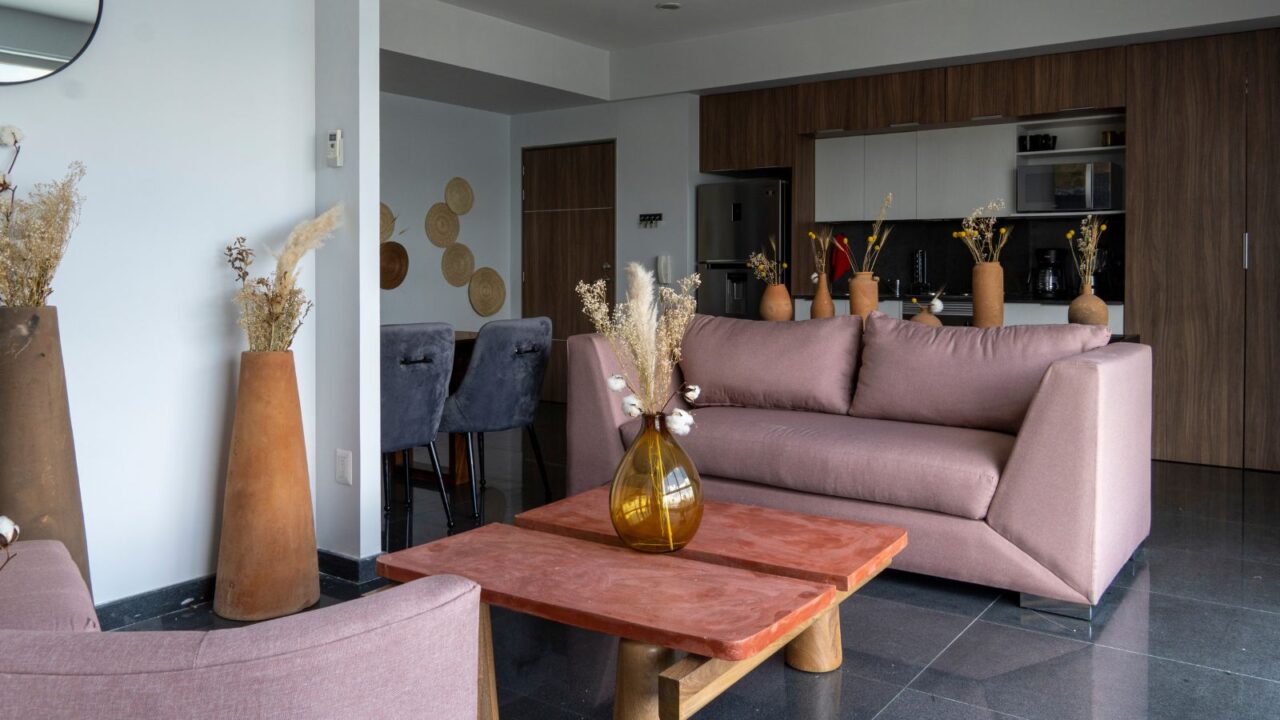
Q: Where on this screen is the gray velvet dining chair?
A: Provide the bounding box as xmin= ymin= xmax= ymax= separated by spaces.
xmin=381 ymin=322 xmax=456 ymax=548
xmin=438 ymin=317 xmax=553 ymax=520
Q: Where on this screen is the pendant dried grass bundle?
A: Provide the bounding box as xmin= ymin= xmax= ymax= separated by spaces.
xmin=0 ymin=126 xmax=86 ymax=308
xmin=576 ymin=263 xmax=700 ymax=423
xmin=835 ymin=193 xmax=894 ymax=273
xmin=225 ymin=205 xmax=342 ymax=352
xmin=953 ymin=199 xmax=1012 ymax=264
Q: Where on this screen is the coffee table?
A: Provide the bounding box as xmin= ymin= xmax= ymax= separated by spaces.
xmin=377 ymin=487 xmax=906 ymax=720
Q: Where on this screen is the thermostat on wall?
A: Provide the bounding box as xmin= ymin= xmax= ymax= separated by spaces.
xmin=326 ymin=129 xmax=344 ymax=168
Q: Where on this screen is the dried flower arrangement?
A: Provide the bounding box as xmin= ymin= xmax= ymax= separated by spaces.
xmin=1066 ymin=215 xmax=1107 ymax=285
xmin=952 ymin=199 xmax=1013 ymax=263
xmin=0 ymin=514 xmax=17 ymax=573
xmin=910 ymin=287 xmax=947 ymax=315
xmin=807 ymin=224 xmax=834 ymax=284
xmin=835 ymin=193 xmax=894 ymax=273
xmin=224 ymin=205 xmax=342 ymax=352
xmin=747 ymin=234 xmax=786 ymax=286
xmin=576 ymin=263 xmax=701 ymax=434
xmin=0 ymin=126 xmax=87 ymax=308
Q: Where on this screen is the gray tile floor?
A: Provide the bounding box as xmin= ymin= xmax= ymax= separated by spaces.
xmin=121 ymin=406 xmax=1280 ymax=719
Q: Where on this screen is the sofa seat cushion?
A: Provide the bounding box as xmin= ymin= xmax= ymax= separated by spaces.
xmin=623 ymin=407 xmax=1014 ymax=520
xmin=0 ymin=540 xmax=99 ymax=632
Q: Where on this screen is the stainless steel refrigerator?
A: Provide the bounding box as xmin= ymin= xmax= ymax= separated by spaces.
xmin=696 ymin=179 xmax=789 ymax=318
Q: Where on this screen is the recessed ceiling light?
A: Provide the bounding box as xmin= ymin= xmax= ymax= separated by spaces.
xmin=655 ymin=2 xmax=681 ymax=9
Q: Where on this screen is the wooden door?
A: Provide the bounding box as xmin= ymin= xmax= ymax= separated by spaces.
xmin=865 ymin=69 xmax=946 ymax=129
xmin=945 ymin=58 xmax=1033 ymax=123
xmin=1127 ymin=35 xmax=1248 ymax=467
xmin=522 ymin=142 xmax=616 ymax=402
xmin=1245 ymin=29 xmax=1280 ymax=471
xmin=796 ymin=78 xmax=866 ymax=134
xmin=1029 ymin=47 xmax=1126 ymax=115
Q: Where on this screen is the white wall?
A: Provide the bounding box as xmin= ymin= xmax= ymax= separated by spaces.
xmin=315 ymin=0 xmax=383 ymax=561
xmin=380 ymin=93 xmax=512 ymax=329
xmin=1 ymin=0 xmax=316 ymax=603
xmin=509 ymin=94 xmax=708 ymax=308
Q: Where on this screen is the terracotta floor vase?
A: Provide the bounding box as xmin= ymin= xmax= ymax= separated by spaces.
xmin=972 ymin=262 xmax=1005 ymax=328
xmin=759 ymin=283 xmax=794 ymax=321
xmin=0 ymin=307 xmax=91 ymax=588
xmin=1068 ymin=282 xmax=1110 ymax=326
xmin=214 ymin=351 xmax=319 ymax=621
xmin=810 ymin=275 xmax=835 ymax=319
xmin=850 ymin=272 xmax=878 ymax=322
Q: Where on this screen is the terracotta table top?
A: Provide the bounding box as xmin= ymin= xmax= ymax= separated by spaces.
xmin=377 ymin=523 xmax=836 ymax=661
xmin=515 ymin=487 xmax=908 ymax=592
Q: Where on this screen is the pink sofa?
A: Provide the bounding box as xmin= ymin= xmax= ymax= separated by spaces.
xmin=0 ymin=540 xmax=480 ymax=718
xmin=567 ymin=312 xmax=1153 ymax=614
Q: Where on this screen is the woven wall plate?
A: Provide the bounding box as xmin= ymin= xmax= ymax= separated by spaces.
xmin=379 ymin=202 xmax=396 ymax=242
xmin=442 ymin=243 xmax=475 ymax=287
xmin=425 ymin=203 xmax=459 ymax=247
xmin=380 ymin=241 xmax=409 ymax=289
xmin=445 ymin=177 xmax=474 ymax=215
xmin=468 ymin=267 xmax=505 ymax=317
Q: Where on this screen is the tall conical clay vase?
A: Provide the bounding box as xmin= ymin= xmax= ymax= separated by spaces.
xmin=759 ymin=283 xmax=793 ymax=321
xmin=810 ymin=274 xmax=835 ymax=319
xmin=0 ymin=307 xmax=91 ymax=589
xmin=1068 ymin=280 xmax=1109 ymax=326
xmin=214 ymin=351 xmax=319 ymax=621
xmin=972 ymin=262 xmax=1005 ymax=328
xmin=850 ymin=272 xmax=879 ymax=322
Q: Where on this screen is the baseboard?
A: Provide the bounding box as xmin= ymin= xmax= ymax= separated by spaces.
xmin=96 ymin=574 xmax=215 ymax=631
xmin=97 ymin=550 xmax=385 ymax=631
xmin=317 ymin=548 xmax=382 ymax=585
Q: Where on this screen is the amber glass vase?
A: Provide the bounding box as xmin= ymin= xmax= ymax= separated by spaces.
xmin=610 ymin=414 xmax=703 ymax=553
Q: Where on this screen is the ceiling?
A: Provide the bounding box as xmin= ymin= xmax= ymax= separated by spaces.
xmin=0 ymin=0 xmax=98 ymax=23
xmin=382 ymin=50 xmax=605 ymax=114
xmin=436 ymin=0 xmax=908 ymax=50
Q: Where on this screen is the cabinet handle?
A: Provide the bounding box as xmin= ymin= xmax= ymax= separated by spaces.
xmin=1060 ymin=105 xmax=1096 ymax=112
xmin=1244 ymin=232 xmax=1250 ymax=270
xmin=970 ymin=114 xmax=1004 ymax=121
xmin=889 ymin=121 xmax=920 ymax=128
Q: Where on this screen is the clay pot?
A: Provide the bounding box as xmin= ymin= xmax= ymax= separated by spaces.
xmin=214 ymin=351 xmax=319 ymax=621
xmin=0 ymin=307 xmax=91 ymax=588
xmin=1068 ymin=280 xmax=1110 ymax=326
xmin=759 ymin=283 xmax=794 ymax=321
xmin=810 ymin=274 xmax=835 ymax=319
xmin=910 ymin=308 xmax=943 ymax=326
xmin=849 ymin=272 xmax=879 ymax=322
xmin=972 ymin=262 xmax=1005 ymax=328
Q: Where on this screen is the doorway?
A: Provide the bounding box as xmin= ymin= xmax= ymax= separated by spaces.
xmin=521 ymin=141 xmax=616 ymax=402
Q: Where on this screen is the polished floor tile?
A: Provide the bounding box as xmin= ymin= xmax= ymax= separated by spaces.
xmin=1112 ymin=544 xmax=1280 ymax=615
xmin=858 ymin=569 xmax=1003 ymax=621
xmin=875 ymin=689 xmax=1028 ymax=720
xmin=840 ymin=594 xmax=978 ymax=686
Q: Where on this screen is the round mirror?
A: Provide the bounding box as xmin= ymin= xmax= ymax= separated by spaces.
xmin=0 ymin=1 xmax=102 ymax=84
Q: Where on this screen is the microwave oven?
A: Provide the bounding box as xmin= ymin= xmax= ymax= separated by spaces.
xmin=1016 ymin=162 xmax=1122 ymax=213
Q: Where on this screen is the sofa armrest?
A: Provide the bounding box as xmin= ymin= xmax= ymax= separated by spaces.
xmin=567 ymin=333 xmax=630 ymax=496
xmin=0 ymin=575 xmax=480 ymax=718
xmin=987 ymin=343 xmax=1152 ymax=605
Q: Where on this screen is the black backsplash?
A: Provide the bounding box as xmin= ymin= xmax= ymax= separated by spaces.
xmin=824 ymin=215 xmax=1125 ymax=303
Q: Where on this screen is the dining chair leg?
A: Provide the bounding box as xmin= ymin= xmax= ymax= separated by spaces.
xmin=465 ymin=432 xmax=482 ymax=522
xmin=527 ymin=425 xmax=552 ymax=501
xmin=380 ymin=452 xmax=391 ymax=551
xmin=427 ymin=441 xmax=455 ymax=529
xmin=403 ymin=449 xmax=414 ymax=549
xmin=478 ymin=432 xmax=486 ymax=488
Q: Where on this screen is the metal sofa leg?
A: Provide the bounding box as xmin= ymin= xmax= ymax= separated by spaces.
xmin=1019 ymin=593 xmax=1094 ymax=621
xmin=427 ymin=441 xmax=455 ymax=529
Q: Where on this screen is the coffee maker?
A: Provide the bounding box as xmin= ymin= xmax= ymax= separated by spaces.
xmin=1033 ymin=248 xmax=1065 ymax=300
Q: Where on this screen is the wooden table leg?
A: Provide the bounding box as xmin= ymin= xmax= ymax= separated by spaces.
xmin=479 ymin=603 xmax=499 ymax=720
xmin=784 ymin=603 xmax=842 ymax=673
xmin=615 ymin=639 xmax=675 ymax=720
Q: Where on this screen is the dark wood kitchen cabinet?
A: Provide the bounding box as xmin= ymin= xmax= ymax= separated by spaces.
xmin=945 ymin=58 xmax=1033 ymax=122
xmin=795 ymin=78 xmax=866 ymax=134
xmin=865 ymin=68 xmax=946 ymax=128
xmin=700 ymin=86 xmax=796 ymax=172
xmin=1126 ymin=34 xmax=1249 ymax=467
xmin=1029 ymin=47 xmax=1127 ymax=115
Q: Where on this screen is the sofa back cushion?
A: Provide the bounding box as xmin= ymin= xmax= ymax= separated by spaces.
xmin=680 ymin=314 xmax=861 ymax=414
xmin=850 ymin=312 xmax=1111 ymax=434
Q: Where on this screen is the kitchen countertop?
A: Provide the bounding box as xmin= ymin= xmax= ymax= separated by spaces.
xmin=794 ymin=293 xmax=1123 ymax=306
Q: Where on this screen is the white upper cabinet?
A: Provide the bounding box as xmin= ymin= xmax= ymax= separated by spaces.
xmin=814 ymin=136 xmax=864 ymax=222
xmin=916 ymin=124 xmax=1016 ymax=219
xmin=864 ymin=132 xmax=917 ymax=220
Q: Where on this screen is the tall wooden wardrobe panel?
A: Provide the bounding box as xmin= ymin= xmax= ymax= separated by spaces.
xmin=1126 ymin=35 xmax=1248 ymax=467
xmin=1245 ymin=29 xmax=1280 ymax=471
